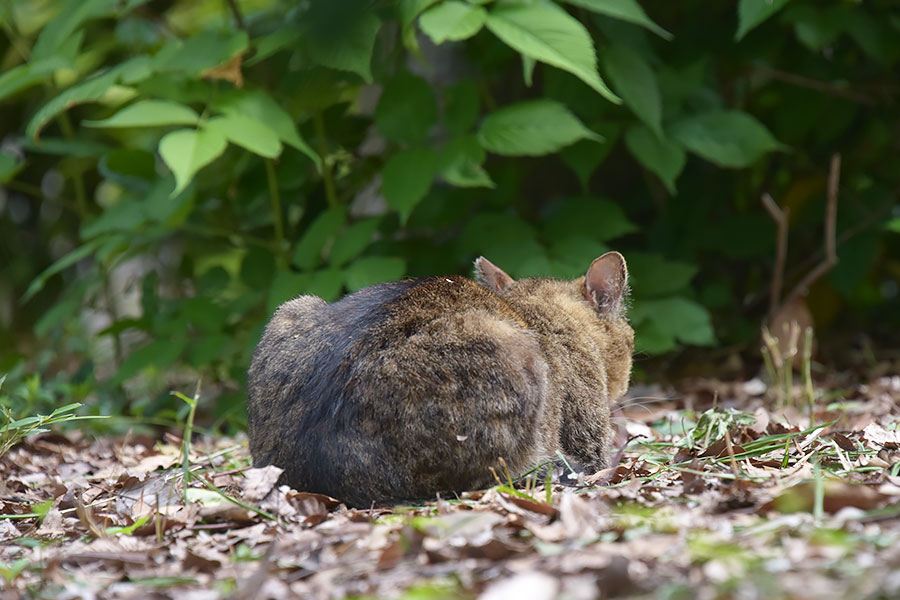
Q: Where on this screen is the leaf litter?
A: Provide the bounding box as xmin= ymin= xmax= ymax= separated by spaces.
xmin=1 ymin=375 xmax=899 ymax=599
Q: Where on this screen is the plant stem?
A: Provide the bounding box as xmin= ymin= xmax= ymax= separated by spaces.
xmin=56 ymin=113 xmax=88 ymax=218
xmin=265 ymin=158 xmax=286 ymax=266
xmin=803 ymin=327 xmax=815 ymax=422
xmin=313 ymin=112 xmax=338 ymax=208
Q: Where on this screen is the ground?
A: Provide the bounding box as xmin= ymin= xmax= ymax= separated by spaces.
xmin=1 ymin=375 xmax=900 ymax=600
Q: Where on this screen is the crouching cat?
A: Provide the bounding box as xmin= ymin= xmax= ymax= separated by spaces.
xmin=247 ymin=252 xmax=634 ymax=507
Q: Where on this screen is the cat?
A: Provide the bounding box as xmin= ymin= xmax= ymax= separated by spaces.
xmin=247 ymin=252 xmax=633 ymax=507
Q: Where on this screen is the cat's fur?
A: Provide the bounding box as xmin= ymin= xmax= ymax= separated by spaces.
xmin=247 ymin=252 xmax=633 ymax=507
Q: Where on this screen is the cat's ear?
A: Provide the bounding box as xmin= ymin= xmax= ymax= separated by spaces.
xmin=475 ymin=256 xmax=515 ymax=292
xmin=584 ymin=251 xmax=628 ymax=313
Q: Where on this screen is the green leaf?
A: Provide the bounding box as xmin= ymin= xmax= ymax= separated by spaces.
xmin=292 ymin=207 xmax=347 ymax=270
xmin=419 ymin=1 xmax=487 ymax=44
xmin=669 ymin=110 xmax=784 ymax=168
xmin=485 ymin=0 xmax=620 ymax=103
xmin=23 ymin=239 xmax=103 ymax=302
xmin=885 ymin=218 xmax=900 ymax=234
xmin=205 ymin=115 xmax=282 ymax=159
xmin=31 ymin=0 xmax=117 ymax=60
xmin=601 ymin=45 xmax=662 ymax=137
xmin=564 ymin=0 xmax=673 ymax=40
xmin=212 ymin=89 xmax=319 ymax=167
xmin=305 ymin=7 xmax=381 ymax=81
xmin=627 ymin=252 xmax=697 ymax=297
xmin=329 ymin=218 xmax=382 ymax=268
xmin=631 ymin=297 xmax=715 ymax=347
xmin=439 ymin=136 xmax=494 ymax=188
xmin=26 ymin=68 xmax=115 ymax=140
xmin=375 ymin=71 xmax=438 ymax=144
xmin=381 ymin=149 xmax=437 ymax=223
xmin=240 ymin=246 xmax=277 ymax=289
xmin=83 ymin=100 xmax=199 ymax=128
xmin=735 ymin=0 xmax=790 ymax=41
xmin=624 ymin=124 xmax=685 ymax=194
xmin=267 ymin=270 xmax=311 ymax=313
xmin=477 ymin=99 xmax=601 ymax=156
xmin=399 ymin=0 xmax=442 ymax=51
xmin=542 ymin=197 xmax=637 ymax=243
xmin=158 ymin=128 xmax=228 ymax=196
xmin=113 ymin=338 xmax=187 ymax=384
xmin=306 ymin=269 xmax=345 ymax=302
xmin=345 ymin=257 xmax=406 ymax=292
xmin=153 ymin=29 xmax=248 ymax=76
xmin=0 ymin=56 xmax=69 ymax=103
xmin=560 ymin=123 xmax=622 ymax=190
xmin=443 ymin=80 xmax=480 ymax=135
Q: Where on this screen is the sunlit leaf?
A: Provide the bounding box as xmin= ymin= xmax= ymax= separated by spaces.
xmin=158 ymin=128 xmax=228 ymax=195
xmin=477 ymin=99 xmax=601 ymax=156
xmin=564 ymin=0 xmax=672 ymax=40
xmin=83 ymin=100 xmax=199 ymax=128
xmin=485 ymin=0 xmax=619 ymax=103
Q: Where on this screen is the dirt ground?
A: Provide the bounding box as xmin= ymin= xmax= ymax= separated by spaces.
xmin=2 ymin=375 xmax=900 ymax=599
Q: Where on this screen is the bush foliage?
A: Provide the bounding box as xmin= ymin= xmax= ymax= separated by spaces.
xmin=1 ymin=0 xmax=898 ymax=422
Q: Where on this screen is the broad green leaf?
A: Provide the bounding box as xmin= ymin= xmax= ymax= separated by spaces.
xmin=542 ymin=197 xmax=637 ymax=243
xmin=669 ymin=110 xmax=784 ymax=168
xmin=548 ymin=236 xmax=610 ymax=278
xmin=443 ymin=80 xmax=480 ymax=135
xmin=31 ymin=0 xmax=116 ymax=60
xmin=626 ymin=252 xmax=698 ymax=297
xmin=329 ymin=218 xmax=382 ymax=267
xmin=26 ymin=56 xmax=152 ymax=140
xmin=602 ymin=46 xmax=662 ymax=137
xmin=477 ymin=99 xmax=601 ymax=156
xmin=158 ymin=128 xmax=228 ymax=196
xmin=292 ymin=207 xmax=347 ymax=270
xmin=345 ymin=257 xmax=407 ymax=292
xmin=205 ymin=114 xmax=282 ymax=159
xmin=240 ymin=246 xmax=276 ymax=289
xmin=213 ymin=89 xmax=319 ymax=167
xmin=564 ymin=0 xmax=673 ymax=40
xmin=83 ymin=100 xmax=198 ymax=128
xmin=113 ymin=338 xmax=187 ymax=384
xmin=624 ymin=124 xmax=685 ymax=194
xmin=560 ymin=123 xmax=622 ymax=190
xmin=99 ymin=148 xmax=156 ymax=191
xmin=153 ymin=30 xmax=248 ymax=76
xmin=381 ymin=149 xmax=437 ymax=223
xmin=399 ymin=0 xmax=442 ymax=51
xmin=419 ymin=1 xmax=487 ymax=44
xmin=0 ymin=56 xmax=69 ymax=103
xmin=631 ymin=297 xmax=715 ymax=346
xmin=485 ymin=0 xmax=620 ymax=103
xmin=305 ymin=6 xmax=381 ymax=81
xmin=633 ymin=318 xmax=676 ymax=354
xmin=886 ymin=218 xmax=900 ymax=234
xmin=375 ymin=71 xmax=438 ymax=144
xmin=80 ymin=200 xmax=146 ymax=238
xmin=735 ymin=0 xmax=790 ymax=41
xmin=267 ymin=270 xmax=311 ymax=313
xmin=306 ymin=269 xmax=345 ymax=301
xmin=439 ymin=136 xmax=494 ymax=188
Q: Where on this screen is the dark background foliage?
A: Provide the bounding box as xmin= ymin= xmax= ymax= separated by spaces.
xmin=1 ymin=0 xmax=898 ymax=427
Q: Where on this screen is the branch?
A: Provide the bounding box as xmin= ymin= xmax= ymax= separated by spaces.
xmin=225 ymin=0 xmax=246 ymax=30
xmin=752 ymin=65 xmax=876 ymax=106
xmin=782 ymin=154 xmax=841 ymax=308
xmin=761 ymin=192 xmax=789 ymax=318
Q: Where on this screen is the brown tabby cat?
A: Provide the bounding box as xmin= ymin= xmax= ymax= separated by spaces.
xmin=247 ymin=252 xmax=633 ymax=507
